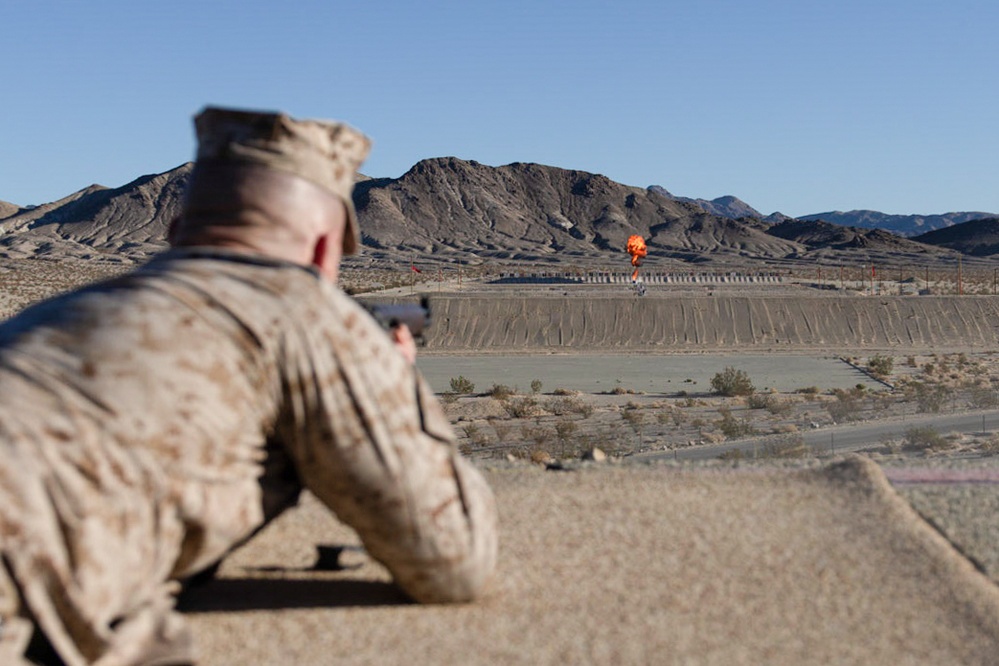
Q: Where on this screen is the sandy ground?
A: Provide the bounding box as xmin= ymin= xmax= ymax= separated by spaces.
xmin=3 ymin=258 xmax=999 ymax=662
xmin=416 ymin=353 xmax=884 ymax=394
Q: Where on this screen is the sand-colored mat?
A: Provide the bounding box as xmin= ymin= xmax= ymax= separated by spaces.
xmin=181 ymin=457 xmax=999 ymax=665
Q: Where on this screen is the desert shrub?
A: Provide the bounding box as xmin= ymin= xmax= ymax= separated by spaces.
xmin=910 ymin=382 xmax=949 ymax=413
xmin=969 ymin=386 xmax=999 ymax=409
xmin=871 ymin=392 xmax=896 ymax=412
xmin=903 ymin=426 xmax=948 ymax=451
xmin=530 ymin=379 xmax=544 ymax=394
xmin=716 ymin=407 xmax=754 ymax=439
xmin=521 ymin=423 xmax=554 ymax=450
xmin=658 ymin=408 xmax=685 ymax=426
xmin=826 ymin=395 xmax=861 ymax=422
xmin=487 ymin=383 xmax=514 ymax=401
xmin=717 ymin=448 xmax=745 ymax=461
xmin=796 ymin=386 xmax=820 ymax=395
xmin=504 ymin=396 xmax=541 ymax=418
xmin=746 ymin=393 xmax=793 ymax=415
xmin=867 ymin=354 xmax=894 ymax=377
xmin=711 ymin=366 xmax=755 ymax=397
xmin=488 ymin=418 xmax=513 ymax=443
xmin=978 ymin=436 xmax=999 ymax=454
xmin=439 ymin=391 xmax=458 ymax=405
xmin=760 ymin=435 xmax=810 ymax=459
xmin=555 ymin=419 xmax=579 ymax=446
xmin=462 ymin=423 xmax=489 ymax=447
xmin=545 ymin=395 xmax=591 ymax=417
xmin=449 ymin=375 xmax=475 ymax=394
xmin=906 ymin=355 xmax=917 ymax=368
xmin=552 ymin=387 xmax=577 ymax=396
xmin=621 ymin=408 xmax=645 ymax=433
xmin=765 ymin=397 xmax=794 ymax=416
xmin=529 ymin=449 xmax=554 ymax=465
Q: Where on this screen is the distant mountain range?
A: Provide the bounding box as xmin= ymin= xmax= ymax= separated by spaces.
xmin=796 ymin=210 xmax=997 ymax=237
xmin=646 ymin=186 xmax=995 ymax=237
xmin=0 ymin=158 xmax=995 ymax=267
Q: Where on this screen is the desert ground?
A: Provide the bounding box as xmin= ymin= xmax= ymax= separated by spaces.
xmin=6 ymin=255 xmax=999 ymax=663
xmin=345 ymin=264 xmax=999 ymax=466
xmin=4 ymin=256 xmax=999 ymax=466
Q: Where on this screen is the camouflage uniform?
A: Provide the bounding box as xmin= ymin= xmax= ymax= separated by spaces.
xmin=0 ymin=249 xmax=498 ymax=665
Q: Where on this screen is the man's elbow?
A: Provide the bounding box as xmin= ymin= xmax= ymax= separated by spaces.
xmin=402 ymin=499 xmax=499 ymax=604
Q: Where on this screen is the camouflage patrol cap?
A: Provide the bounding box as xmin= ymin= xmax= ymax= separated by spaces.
xmin=193 ymin=106 xmax=371 ymax=254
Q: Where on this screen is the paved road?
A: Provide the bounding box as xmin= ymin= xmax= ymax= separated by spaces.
xmin=634 ymin=409 xmax=999 ymax=462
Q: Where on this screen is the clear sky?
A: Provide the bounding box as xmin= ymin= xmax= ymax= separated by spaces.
xmin=2 ymin=0 xmax=997 ymax=217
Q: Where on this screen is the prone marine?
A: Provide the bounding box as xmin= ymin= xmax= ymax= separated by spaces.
xmin=0 ymin=107 xmax=498 ymax=665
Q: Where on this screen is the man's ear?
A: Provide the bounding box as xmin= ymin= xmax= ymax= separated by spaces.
xmin=312 ymin=233 xmax=342 ymax=282
xmin=311 ymin=233 xmax=330 ymax=270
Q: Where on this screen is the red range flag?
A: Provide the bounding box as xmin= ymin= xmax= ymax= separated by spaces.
xmin=411 ymin=266 xmax=422 ymax=273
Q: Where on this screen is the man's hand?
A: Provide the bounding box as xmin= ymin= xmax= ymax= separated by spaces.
xmin=392 ymin=324 xmax=417 ymax=365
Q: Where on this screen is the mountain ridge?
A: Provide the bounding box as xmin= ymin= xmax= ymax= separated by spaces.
xmin=0 ymin=157 xmax=986 ymax=266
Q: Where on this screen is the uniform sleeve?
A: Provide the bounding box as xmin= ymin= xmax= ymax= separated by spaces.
xmin=276 ymin=293 xmax=498 ymax=603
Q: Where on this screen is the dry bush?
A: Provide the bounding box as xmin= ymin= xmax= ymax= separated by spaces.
xmin=969 ymin=386 xmax=999 ymax=409
xmin=772 ymin=423 xmax=799 ymax=434
xmin=504 ymin=396 xmax=542 ymax=418
xmin=717 ymin=448 xmax=745 ymax=461
xmin=978 ymin=436 xmax=999 ymax=454
xmin=867 ymin=354 xmax=894 ymax=377
xmin=462 ymin=423 xmax=490 ymax=447
xmin=449 ymin=376 xmax=475 ymax=394
xmin=716 ymin=407 xmax=754 ymax=439
xmin=909 ymin=382 xmax=950 ymax=413
xmin=487 ymin=383 xmax=515 ymax=401
xmin=903 ymin=426 xmax=950 ymax=452
xmin=488 ymin=418 xmax=513 ymax=444
xmin=621 ymin=408 xmax=645 ymax=433
xmin=544 ymin=395 xmax=593 ymax=417
xmin=759 ymin=435 xmax=810 ymax=459
xmin=747 ymin=393 xmax=794 ymax=415
xmin=711 ymin=366 xmax=755 ymax=397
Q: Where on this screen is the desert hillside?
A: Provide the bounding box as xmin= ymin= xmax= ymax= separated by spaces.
xmin=0 ymin=158 xmax=981 ymax=269
xmin=420 ymin=295 xmax=999 ymax=353
xmin=914 ymin=218 xmax=999 ymax=257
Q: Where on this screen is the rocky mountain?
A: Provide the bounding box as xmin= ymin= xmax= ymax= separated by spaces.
xmin=0 ymin=200 xmax=18 ymax=219
xmin=354 ymin=158 xmax=802 ymax=264
xmin=0 ymin=165 xmax=190 ymax=261
xmin=797 ymin=210 xmax=996 ymax=237
xmin=645 ymin=187 xmax=997 ymax=238
xmin=648 ymin=186 xmax=766 ymax=220
xmin=0 ymin=157 xmax=979 ymax=268
xmin=913 ymin=218 xmax=999 ymax=257
xmin=766 ymin=218 xmax=957 ymax=265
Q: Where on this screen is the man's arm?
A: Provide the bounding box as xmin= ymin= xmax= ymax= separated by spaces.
xmin=278 ymin=293 xmax=497 ymax=603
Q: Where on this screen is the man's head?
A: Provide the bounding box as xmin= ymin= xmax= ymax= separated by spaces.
xmin=171 ymin=107 xmax=371 ymax=279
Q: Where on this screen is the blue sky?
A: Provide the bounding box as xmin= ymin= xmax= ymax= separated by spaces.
xmin=2 ymin=0 xmax=997 ymax=217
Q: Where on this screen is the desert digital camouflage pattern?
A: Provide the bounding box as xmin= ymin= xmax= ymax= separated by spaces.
xmin=0 ymin=249 xmax=497 ymax=665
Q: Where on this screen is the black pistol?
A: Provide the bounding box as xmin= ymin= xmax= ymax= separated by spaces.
xmin=360 ymin=296 xmax=431 ymax=344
